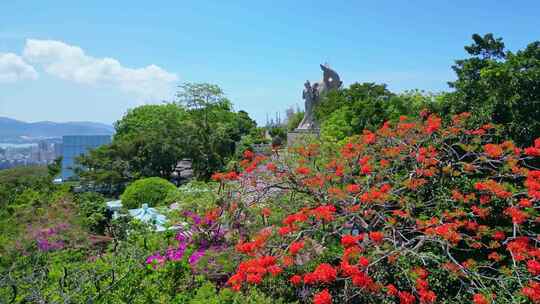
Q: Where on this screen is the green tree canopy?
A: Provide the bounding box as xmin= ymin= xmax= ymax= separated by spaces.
xmin=176 ymin=83 xmax=256 ymax=179
xmin=114 ymin=103 xmax=190 ymax=178
xmin=78 ymin=83 xmax=257 ymax=189
xmin=446 ymin=33 xmax=540 ymax=145
xmin=78 ymin=103 xmax=188 ymax=194
xmin=315 ymin=83 xmax=434 ymax=141
xmin=77 ymin=143 xmax=129 ymax=195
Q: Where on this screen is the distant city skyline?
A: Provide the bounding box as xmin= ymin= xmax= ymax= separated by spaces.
xmin=61 ymin=135 xmax=111 ymax=180
xmin=1 ymin=1 xmax=540 ymax=125
xmin=0 ymin=138 xmax=62 ymax=169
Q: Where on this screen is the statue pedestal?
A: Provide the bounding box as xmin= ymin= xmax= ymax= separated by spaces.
xmin=287 ymin=128 xmax=320 ymax=147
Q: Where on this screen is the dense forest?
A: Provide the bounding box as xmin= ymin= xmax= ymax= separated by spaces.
xmin=1 ymin=33 xmax=539 ymax=303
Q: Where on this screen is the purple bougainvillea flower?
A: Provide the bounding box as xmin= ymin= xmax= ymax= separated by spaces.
xmin=56 ymin=223 xmax=70 ymax=230
xmin=36 ymin=238 xmax=64 ymax=251
xmin=192 ymin=215 xmax=202 ymax=225
xmin=188 ymin=248 xmax=206 ymax=265
xmin=146 ymin=252 xmax=166 ymax=269
xmin=37 ymin=239 xmax=51 ymax=251
xmin=176 ymin=231 xmax=191 ymax=243
xmin=182 ymin=211 xmax=202 ymax=225
xmin=166 ymin=245 xmax=186 ymax=261
xmin=203 ymin=218 xmax=214 ymax=226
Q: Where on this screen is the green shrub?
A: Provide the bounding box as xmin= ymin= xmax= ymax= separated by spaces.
xmin=188 ymin=282 xmax=289 ymax=304
xmin=121 ymin=177 xmax=177 ymax=209
xmin=320 ymin=106 xmax=354 ymax=142
xmin=76 ymin=192 xmax=108 ymax=234
xmin=269 ymin=126 xmax=286 ymax=142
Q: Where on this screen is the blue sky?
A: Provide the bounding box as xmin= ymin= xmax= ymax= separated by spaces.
xmin=1 ymin=1 xmax=539 ymax=125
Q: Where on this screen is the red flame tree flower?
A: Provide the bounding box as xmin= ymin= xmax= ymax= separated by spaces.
xmin=212 ymin=112 xmax=539 ymax=303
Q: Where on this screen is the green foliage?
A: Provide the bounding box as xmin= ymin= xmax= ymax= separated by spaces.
xmin=316 ymin=83 xmax=435 ymax=141
xmin=235 ymin=128 xmax=270 ymax=159
xmin=2 ymin=246 xmax=289 ymax=303
xmin=47 ymin=157 xmax=62 ymax=178
xmin=76 ymin=144 xmax=129 ymax=195
xmin=0 ymin=166 xmax=58 ymax=260
xmin=121 ymin=177 xmax=178 ymax=209
xmin=287 ymin=111 xmax=304 ymax=131
xmin=114 ymin=103 xmax=189 ymax=179
xmin=445 ymin=33 xmax=540 ymax=145
xmin=0 ymin=166 xmax=50 ymax=208
xmin=315 ymin=82 xmax=394 ymax=121
xmin=76 ymin=192 xmax=109 ymax=234
xmin=268 ymin=126 xmax=287 ymax=146
xmin=188 ymin=282 xmax=289 ymax=304
xmin=0 ymin=187 xmax=88 ymax=267
xmin=78 ymin=83 xmax=257 ymax=188
xmin=0 ymin=197 xmax=288 ymax=303
xmin=177 ymin=83 xmax=256 ymax=179
xmin=4 ymin=34 xmax=540 ymax=304
xmin=320 ymin=107 xmax=354 ymax=142
xmin=236 ymin=110 xmax=258 ymax=136
xmin=164 ymin=181 xmax=218 ymax=213
xmin=77 ymin=103 xmax=188 ymax=194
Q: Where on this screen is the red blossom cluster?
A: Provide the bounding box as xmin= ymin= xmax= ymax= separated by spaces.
xmin=340 ymin=234 xmax=363 ymax=248
xmin=296 ymin=166 xmax=311 ymax=175
xmin=472 ymin=293 xmax=490 ymax=304
xmin=211 ymin=171 xmax=239 ymax=182
xmin=288 ymin=241 xmax=305 ymax=256
xmin=522 ymin=281 xmax=540 ymax=303
xmin=524 ymin=138 xmax=540 ymax=157
xmin=483 ymin=143 xmax=504 ymax=158
xmin=424 ymin=114 xmax=442 ymax=134
xmin=277 ymin=205 xmax=337 ymax=237
xmin=235 ymin=228 xmax=272 ymax=255
xmin=227 ymin=255 xmax=282 ymax=290
xmin=217 ymin=113 xmax=540 ymax=303
xmin=474 ymin=179 xmax=512 ymax=199
xmin=235 ymin=151 xmax=269 ymax=174
xmin=303 ymin=263 xmax=337 ymax=284
xmin=313 ymin=289 xmax=332 ymax=304
xmin=362 ymin=130 xmax=377 ymax=145
xmin=358 ymin=184 xmax=392 ymax=204
xmin=526 ymin=170 xmax=540 ymax=200
xmin=424 ymin=222 xmax=461 ymax=244
xmin=416 ymin=146 xmax=438 ymax=166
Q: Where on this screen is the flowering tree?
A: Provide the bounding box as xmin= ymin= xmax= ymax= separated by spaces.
xmin=207 ymin=112 xmax=540 ymax=303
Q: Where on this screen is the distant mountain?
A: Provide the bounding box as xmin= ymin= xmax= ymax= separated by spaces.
xmin=0 ymin=117 xmax=114 ymax=142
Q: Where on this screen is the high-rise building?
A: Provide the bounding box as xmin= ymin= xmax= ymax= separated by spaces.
xmin=38 ymin=140 xmax=49 ymax=151
xmin=53 ymin=143 xmax=63 ymax=159
xmin=61 ymin=135 xmax=111 ymax=180
xmin=36 ymin=140 xmax=54 ymax=163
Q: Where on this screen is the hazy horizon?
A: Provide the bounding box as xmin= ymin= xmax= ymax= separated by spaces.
xmin=1 ymin=1 xmax=540 ymax=125
xmin=0 ymin=115 xmax=114 ymax=125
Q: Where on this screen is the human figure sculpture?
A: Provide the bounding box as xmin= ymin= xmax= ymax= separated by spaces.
xmin=296 ymin=64 xmax=342 ymax=130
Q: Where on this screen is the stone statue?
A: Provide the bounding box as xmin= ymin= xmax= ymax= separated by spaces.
xmin=296 ymin=64 xmax=342 ymax=130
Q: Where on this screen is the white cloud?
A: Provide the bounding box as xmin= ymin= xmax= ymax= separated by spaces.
xmin=22 ymin=39 xmax=178 ymax=101
xmin=0 ymin=53 xmax=38 ymax=83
